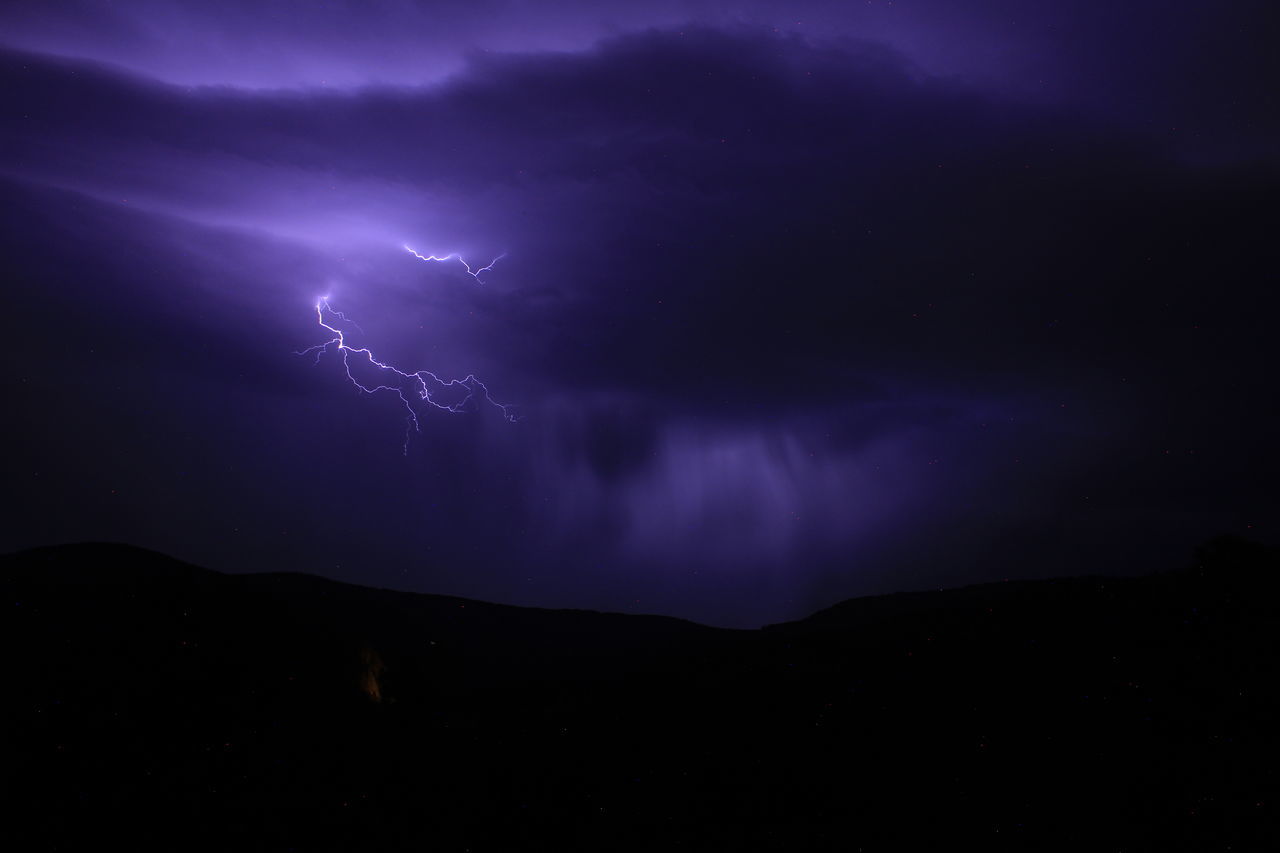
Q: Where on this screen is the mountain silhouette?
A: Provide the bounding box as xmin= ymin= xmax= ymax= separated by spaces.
xmin=9 ymin=539 xmax=1278 ymax=850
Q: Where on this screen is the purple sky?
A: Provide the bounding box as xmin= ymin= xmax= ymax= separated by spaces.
xmin=2 ymin=1 xmax=1276 ymax=626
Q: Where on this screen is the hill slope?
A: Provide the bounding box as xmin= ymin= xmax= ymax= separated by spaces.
xmin=8 ymin=540 xmax=1278 ymax=850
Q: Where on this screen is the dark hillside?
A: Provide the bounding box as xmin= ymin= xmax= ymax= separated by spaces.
xmin=9 ymin=539 xmax=1278 ymax=850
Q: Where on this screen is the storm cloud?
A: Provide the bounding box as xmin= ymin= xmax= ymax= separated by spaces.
xmin=1 ymin=11 xmax=1275 ymax=625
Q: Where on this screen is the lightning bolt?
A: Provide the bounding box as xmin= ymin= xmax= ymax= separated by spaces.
xmin=299 ymin=295 xmax=518 ymax=454
xmin=403 ymin=245 xmax=507 ymax=280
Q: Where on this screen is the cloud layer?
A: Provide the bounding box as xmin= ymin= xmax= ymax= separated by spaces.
xmin=1 ymin=17 xmax=1276 ymax=625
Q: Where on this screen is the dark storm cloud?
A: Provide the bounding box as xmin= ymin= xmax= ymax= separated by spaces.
xmin=6 ymin=29 xmax=1269 ymax=406
xmin=1 ymin=23 xmax=1276 ymax=625
xmin=2 ymin=1 xmax=1275 ymax=158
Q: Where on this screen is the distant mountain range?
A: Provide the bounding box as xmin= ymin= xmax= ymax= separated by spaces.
xmin=9 ymin=539 xmax=1278 ymax=850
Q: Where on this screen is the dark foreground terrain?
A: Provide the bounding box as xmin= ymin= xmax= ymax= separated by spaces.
xmin=9 ymin=539 xmax=1278 ymax=850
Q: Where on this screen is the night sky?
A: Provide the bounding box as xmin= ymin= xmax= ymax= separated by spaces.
xmin=2 ymin=1 xmax=1276 ymax=627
